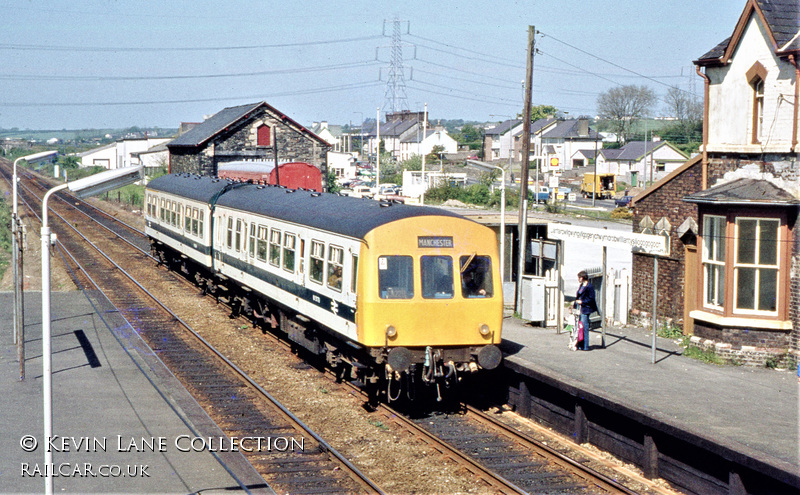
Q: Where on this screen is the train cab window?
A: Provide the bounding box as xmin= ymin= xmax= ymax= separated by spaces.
xmin=421 ymin=256 xmax=454 ymax=299
xmin=256 ymin=226 xmax=268 ymax=261
xmin=226 ymin=217 xmax=233 ymax=249
xmin=378 ymin=256 xmax=413 ymax=299
xmin=310 ymin=241 xmax=325 ymax=284
xmin=235 ymin=219 xmax=243 ymax=252
xmin=351 ymin=254 xmax=358 ymax=293
xmin=283 ymin=233 xmax=296 ymax=272
xmin=269 ymin=229 xmax=281 ymax=266
xmin=460 ymin=255 xmax=493 ymax=298
xmin=327 ymin=246 xmax=344 ymax=292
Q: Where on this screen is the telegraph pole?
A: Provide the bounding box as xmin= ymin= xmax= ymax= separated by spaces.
xmin=515 ymin=26 xmax=535 ymax=313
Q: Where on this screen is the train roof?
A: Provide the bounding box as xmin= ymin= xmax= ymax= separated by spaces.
xmin=146 ymin=174 xmax=468 ymax=240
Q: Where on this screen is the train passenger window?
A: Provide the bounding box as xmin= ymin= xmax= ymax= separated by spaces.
xmin=249 ymin=224 xmax=256 ymax=257
xmin=421 ymin=256 xmax=453 ymax=299
xmin=310 ymin=241 xmax=325 ymax=284
xmin=226 ymin=217 xmax=233 ymax=249
xmin=351 ymin=255 xmax=358 ymax=293
xmin=176 ymin=203 xmax=182 ymax=228
xmin=170 ymin=202 xmax=177 ymax=226
xmin=460 ymin=255 xmax=493 ymax=298
xmin=235 ymin=219 xmax=243 ymax=252
xmin=160 ymin=199 xmax=165 ymax=222
xmin=327 ymin=246 xmax=344 ymax=292
xmin=269 ymin=229 xmax=281 ymax=266
xmin=256 ymin=226 xmax=268 ymax=261
xmin=378 ymin=256 xmax=413 ymax=299
xmin=192 ymin=209 xmax=200 ymax=237
xmin=283 ymin=233 xmax=296 ymax=272
xmin=184 ymin=208 xmax=191 ymax=232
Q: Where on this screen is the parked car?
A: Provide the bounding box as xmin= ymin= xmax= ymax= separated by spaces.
xmin=614 ymin=195 xmax=634 ymax=208
xmin=345 ymin=185 xmax=374 ymax=198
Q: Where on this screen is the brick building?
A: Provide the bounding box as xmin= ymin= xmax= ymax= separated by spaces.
xmin=167 ymin=102 xmax=330 ymax=189
xmin=631 ymin=0 xmax=799 ymax=362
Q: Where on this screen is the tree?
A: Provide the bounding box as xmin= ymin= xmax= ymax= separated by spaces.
xmin=662 ymin=86 xmax=703 ymax=144
xmin=523 ymin=104 xmax=559 ymax=122
xmin=596 ymin=85 xmax=657 ymax=144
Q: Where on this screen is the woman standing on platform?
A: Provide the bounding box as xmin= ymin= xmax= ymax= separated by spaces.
xmin=575 ymin=271 xmax=598 ymax=351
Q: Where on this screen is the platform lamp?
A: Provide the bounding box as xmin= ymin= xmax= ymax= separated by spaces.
xmin=12 ymin=150 xmax=58 ymax=375
xmin=466 ymin=159 xmax=506 ymax=286
xmin=41 ymin=165 xmax=143 ymax=495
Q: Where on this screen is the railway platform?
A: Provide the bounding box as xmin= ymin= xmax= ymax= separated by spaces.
xmin=0 ymin=291 xmax=273 ymax=494
xmin=500 ymin=314 xmax=799 ymax=490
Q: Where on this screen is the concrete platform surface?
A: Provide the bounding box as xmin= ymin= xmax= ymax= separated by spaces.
xmin=0 ymin=291 xmax=272 ymax=494
xmin=500 ymin=315 xmax=799 ymax=474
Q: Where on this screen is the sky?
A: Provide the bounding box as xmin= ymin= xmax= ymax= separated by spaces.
xmin=0 ymin=0 xmax=746 ymax=131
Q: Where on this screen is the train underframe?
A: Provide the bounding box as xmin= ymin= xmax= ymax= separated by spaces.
xmin=151 ymin=240 xmax=501 ymax=404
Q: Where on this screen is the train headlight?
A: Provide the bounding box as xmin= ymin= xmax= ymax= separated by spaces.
xmin=386 ymin=325 xmax=397 ymax=338
xmin=479 ymin=324 xmax=491 ymax=336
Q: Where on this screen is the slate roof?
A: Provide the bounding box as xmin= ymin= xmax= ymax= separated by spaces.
xmin=541 ymin=119 xmax=599 ymax=140
xmin=600 ymin=141 xmax=685 ymax=161
xmin=485 ymin=120 xmax=521 ymax=136
xmin=362 ymin=118 xmax=419 ymax=137
xmin=683 ymin=177 xmax=799 ymax=205
xmin=696 ymin=0 xmax=800 ymax=62
xmin=167 ymin=102 xmax=327 ymax=149
xmin=146 ymin=173 xmax=467 ymax=240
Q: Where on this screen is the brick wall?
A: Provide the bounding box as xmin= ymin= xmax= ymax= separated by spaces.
xmin=792 ymin=207 xmax=799 ymax=356
xmin=632 ymin=160 xmax=701 ymax=324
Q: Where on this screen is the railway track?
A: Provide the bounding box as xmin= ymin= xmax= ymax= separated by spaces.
xmin=3 ymin=163 xmax=382 ymax=495
xmin=2 ymin=163 xmax=675 ymax=494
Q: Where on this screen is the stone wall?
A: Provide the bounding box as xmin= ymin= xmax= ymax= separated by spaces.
xmin=168 ymin=108 xmax=329 ymax=189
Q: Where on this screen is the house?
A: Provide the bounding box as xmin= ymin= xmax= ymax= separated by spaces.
xmin=595 ymin=140 xmax=688 ymax=186
xmin=364 ymin=111 xmax=424 ymax=161
xmin=537 ymin=118 xmax=601 ymax=172
xmin=483 ymin=119 xmax=521 ymax=161
xmin=630 ymin=0 xmax=799 ymax=363
xmin=131 ymin=140 xmax=170 ymax=174
xmin=397 ymin=129 xmax=458 ymax=161
xmin=310 ymin=121 xmax=350 ymax=152
xmin=327 ymin=151 xmax=359 ymax=183
xmin=78 ymin=137 xmax=171 ymax=170
xmin=167 ymin=102 xmax=330 ymax=189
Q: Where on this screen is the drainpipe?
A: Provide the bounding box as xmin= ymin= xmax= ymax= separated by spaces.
xmin=789 ymin=55 xmax=799 ymax=153
xmin=696 ymin=65 xmax=710 ymax=190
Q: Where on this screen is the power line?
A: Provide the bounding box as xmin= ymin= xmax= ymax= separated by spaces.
xmin=0 ymin=60 xmax=380 ymax=82
xmin=0 ymin=81 xmax=384 ymax=107
xmin=0 ymin=35 xmax=385 ymax=52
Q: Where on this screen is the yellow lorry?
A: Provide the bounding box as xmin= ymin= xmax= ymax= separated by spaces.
xmin=581 ymin=173 xmax=616 ymax=199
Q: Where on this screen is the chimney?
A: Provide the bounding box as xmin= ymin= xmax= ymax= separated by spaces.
xmin=321 ymin=121 xmax=328 ymax=129
xmin=577 ymin=118 xmax=589 ymax=137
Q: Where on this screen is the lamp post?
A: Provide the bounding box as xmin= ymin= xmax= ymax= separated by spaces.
xmin=12 ymin=150 xmax=58 ymax=380
xmin=353 ymin=111 xmax=363 ymax=157
xmin=466 ymin=160 xmax=506 ymax=286
xmin=41 ymin=165 xmax=143 ymax=495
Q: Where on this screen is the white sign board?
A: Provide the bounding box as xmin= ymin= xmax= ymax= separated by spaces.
xmin=548 ymin=176 xmax=559 ymax=188
xmin=547 ymin=223 xmax=669 ymax=256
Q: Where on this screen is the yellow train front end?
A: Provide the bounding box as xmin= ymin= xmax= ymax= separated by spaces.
xmin=356 ymin=216 xmax=503 ymax=396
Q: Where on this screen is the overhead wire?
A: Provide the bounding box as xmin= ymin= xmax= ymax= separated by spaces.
xmin=0 ymin=81 xmax=384 ymax=107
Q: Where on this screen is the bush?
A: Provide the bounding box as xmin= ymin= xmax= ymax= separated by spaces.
xmin=610 ymin=207 xmax=633 ymax=219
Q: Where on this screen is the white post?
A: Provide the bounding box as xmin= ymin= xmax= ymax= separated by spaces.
xmin=651 ymin=256 xmax=658 ymax=364
xmin=42 ymin=183 xmax=66 ymax=495
xmin=421 ymin=103 xmax=427 ymax=205
xmin=376 ymin=107 xmax=381 ymax=190
xmin=499 ymin=168 xmax=505 ymax=286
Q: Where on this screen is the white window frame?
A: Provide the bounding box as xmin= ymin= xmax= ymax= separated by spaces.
xmin=702 ymin=215 xmax=726 ymax=310
xmin=732 ymin=216 xmax=780 ymax=316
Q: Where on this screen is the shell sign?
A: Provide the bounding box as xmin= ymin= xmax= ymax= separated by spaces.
xmin=549 ymin=157 xmax=559 ymax=168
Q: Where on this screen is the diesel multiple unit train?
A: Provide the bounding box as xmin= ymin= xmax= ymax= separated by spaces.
xmin=144 ymin=173 xmax=503 ymax=401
